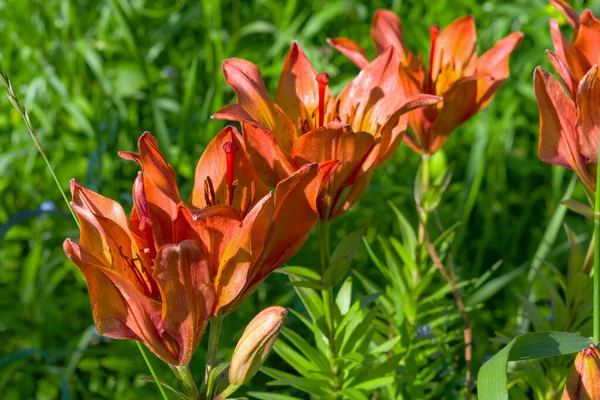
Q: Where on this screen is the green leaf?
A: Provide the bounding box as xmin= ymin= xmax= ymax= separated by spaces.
xmin=478 ymin=331 xmax=592 ymax=400
xmin=561 ymin=198 xmax=594 ymax=220
xmin=336 ymin=276 xmax=353 ymax=315
xmin=353 ymin=375 xmax=395 ymax=391
xmin=466 ymin=264 xmax=527 ymax=306
xmin=324 ymin=228 xmax=366 ymax=287
xmin=247 ymin=392 xmax=302 ymax=400
xmin=370 ymin=336 xmax=401 ymax=354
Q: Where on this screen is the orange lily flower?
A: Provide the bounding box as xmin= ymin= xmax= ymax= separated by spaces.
xmin=548 ymin=0 xmax=600 ymax=98
xmin=329 ymin=10 xmax=523 ymax=155
xmin=64 ymin=127 xmax=335 ymax=365
xmin=534 ymin=66 xmax=599 ymax=195
xmin=213 ymin=41 xmax=441 ymax=220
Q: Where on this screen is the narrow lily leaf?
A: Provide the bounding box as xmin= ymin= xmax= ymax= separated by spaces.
xmin=466 ymin=264 xmax=528 ymax=306
xmin=280 ymin=328 xmax=330 ymax=371
xmin=247 ymin=393 xmax=303 ymax=400
xmin=324 ymin=228 xmax=367 ymax=287
xmin=370 ymin=336 xmax=401 ymax=354
xmin=353 ymin=375 xmax=395 ymax=390
xmin=278 ymin=266 xmax=322 ymax=281
xmin=273 ymin=340 xmax=317 ymax=377
xmin=338 ymin=388 xmax=369 ymax=400
xmin=335 ymin=276 xmax=353 ymax=315
xmin=478 ymin=331 xmax=592 ymax=400
xmin=562 ymin=198 xmax=594 ymax=220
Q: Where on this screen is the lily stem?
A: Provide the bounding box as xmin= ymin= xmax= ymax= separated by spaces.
xmin=205 ymin=315 xmax=224 ymax=392
xmin=594 ymin=138 xmax=600 ymax=343
xmin=416 ymin=155 xmax=431 ymax=267
xmin=319 ymin=221 xmax=339 ymax=395
xmin=419 ymin=208 xmax=472 ymax=400
xmin=171 ymin=365 xmax=200 ymax=400
xmin=136 ymin=342 xmax=169 ymax=400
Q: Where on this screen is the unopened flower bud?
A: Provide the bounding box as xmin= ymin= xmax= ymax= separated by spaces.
xmin=562 ymin=344 xmax=600 ymax=399
xmin=229 ymin=306 xmax=287 ymax=386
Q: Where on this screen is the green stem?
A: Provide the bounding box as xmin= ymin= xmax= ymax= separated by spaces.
xmin=416 ymin=155 xmax=431 ymax=266
xmin=205 ymin=315 xmax=223 ymax=391
xmin=318 ymin=222 xmax=339 ymax=395
xmin=594 ymin=141 xmax=600 ymax=343
xmin=136 ymin=342 xmax=169 ymax=400
xmin=214 ymin=384 xmax=239 ymax=400
xmin=171 ymin=365 xmax=200 ymax=400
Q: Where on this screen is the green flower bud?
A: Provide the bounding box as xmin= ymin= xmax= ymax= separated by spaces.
xmin=229 ymin=306 xmax=287 ymax=386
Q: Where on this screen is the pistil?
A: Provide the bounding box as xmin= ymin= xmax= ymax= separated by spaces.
xmin=223 ymin=141 xmax=239 ymax=206
xmin=316 ymin=72 xmax=329 ymax=128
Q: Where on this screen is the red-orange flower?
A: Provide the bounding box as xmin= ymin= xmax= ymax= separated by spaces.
xmin=534 ymin=66 xmax=598 ymax=194
xmin=548 ymin=0 xmax=600 ymax=98
xmin=63 ymin=127 xmax=334 ymax=365
xmin=562 ymin=345 xmax=600 ymax=399
xmin=213 ymin=42 xmax=440 ymax=220
xmin=329 ymin=10 xmax=523 ymax=155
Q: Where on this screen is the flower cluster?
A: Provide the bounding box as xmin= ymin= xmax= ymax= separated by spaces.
xmin=62 ymin=7 xmax=521 ymax=389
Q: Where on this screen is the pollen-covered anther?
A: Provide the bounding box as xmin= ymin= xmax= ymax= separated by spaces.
xmin=203 ymin=176 xmax=217 ymax=206
xmin=316 ymin=72 xmax=329 ymax=128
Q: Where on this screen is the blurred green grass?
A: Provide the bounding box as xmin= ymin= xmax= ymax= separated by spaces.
xmin=0 ymin=0 xmax=597 ymax=398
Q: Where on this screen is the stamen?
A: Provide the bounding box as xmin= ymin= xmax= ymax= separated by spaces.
xmin=240 ymin=186 xmax=249 ymax=215
xmin=316 ymin=72 xmax=329 ymax=128
xmin=426 ymin=26 xmax=440 ymax=94
xmin=223 ymin=141 xmax=239 ymax=206
xmin=301 ymin=119 xmax=311 ymax=134
xmin=206 ymin=176 xmax=216 ymax=205
xmin=204 ymin=179 xmax=212 ymax=206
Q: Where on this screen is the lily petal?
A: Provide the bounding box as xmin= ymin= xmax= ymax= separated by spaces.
xmin=371 ymin=9 xmax=411 ymax=63
xmin=432 ymin=16 xmax=476 ymax=82
xmin=550 ymin=0 xmax=580 ymax=30
xmin=153 ymin=240 xmax=214 ymax=366
xmin=376 ymin=94 xmax=443 ymax=164
xmin=174 ymin=204 xmax=243 ymax=280
xmin=550 ymin=19 xmax=588 ymax=83
xmin=533 ymin=67 xmax=582 ymax=170
xmin=574 ymin=10 xmax=600 ymax=69
xmin=576 ymin=65 xmax=600 ymax=162
xmin=276 ymin=41 xmax=335 ymax=134
xmin=429 ymin=77 xmax=481 ymax=153
xmin=476 ymin=32 xmax=523 ymax=80
xmin=64 ymin=240 xmax=174 ymax=363
xmin=213 ymin=193 xmax=274 ymax=315
xmin=290 ymin=121 xmax=374 ymax=206
xmin=337 ymin=45 xmax=402 ymax=136
xmin=327 ymin=38 xmax=370 ymax=69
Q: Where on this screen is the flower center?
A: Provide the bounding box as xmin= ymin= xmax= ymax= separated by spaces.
xmin=316 ymin=72 xmax=329 ymax=128
xmin=198 ymin=141 xmax=257 ymax=217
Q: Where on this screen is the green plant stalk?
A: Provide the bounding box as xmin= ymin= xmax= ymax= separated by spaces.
xmin=215 ymin=383 xmax=239 ymax=400
xmin=171 ymin=365 xmax=200 ymax=400
xmin=1 ymin=69 xmax=170 ymax=399
xmin=137 ymin=342 xmax=170 ymax=400
xmin=205 ymin=315 xmax=223 ymax=391
xmin=594 ymin=141 xmax=600 ymax=343
xmin=318 ymin=221 xmax=339 ymax=394
xmin=416 ymin=155 xmax=431 ymax=266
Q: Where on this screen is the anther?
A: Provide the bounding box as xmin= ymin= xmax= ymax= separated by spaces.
xmin=316 ymin=72 xmax=329 ymax=128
